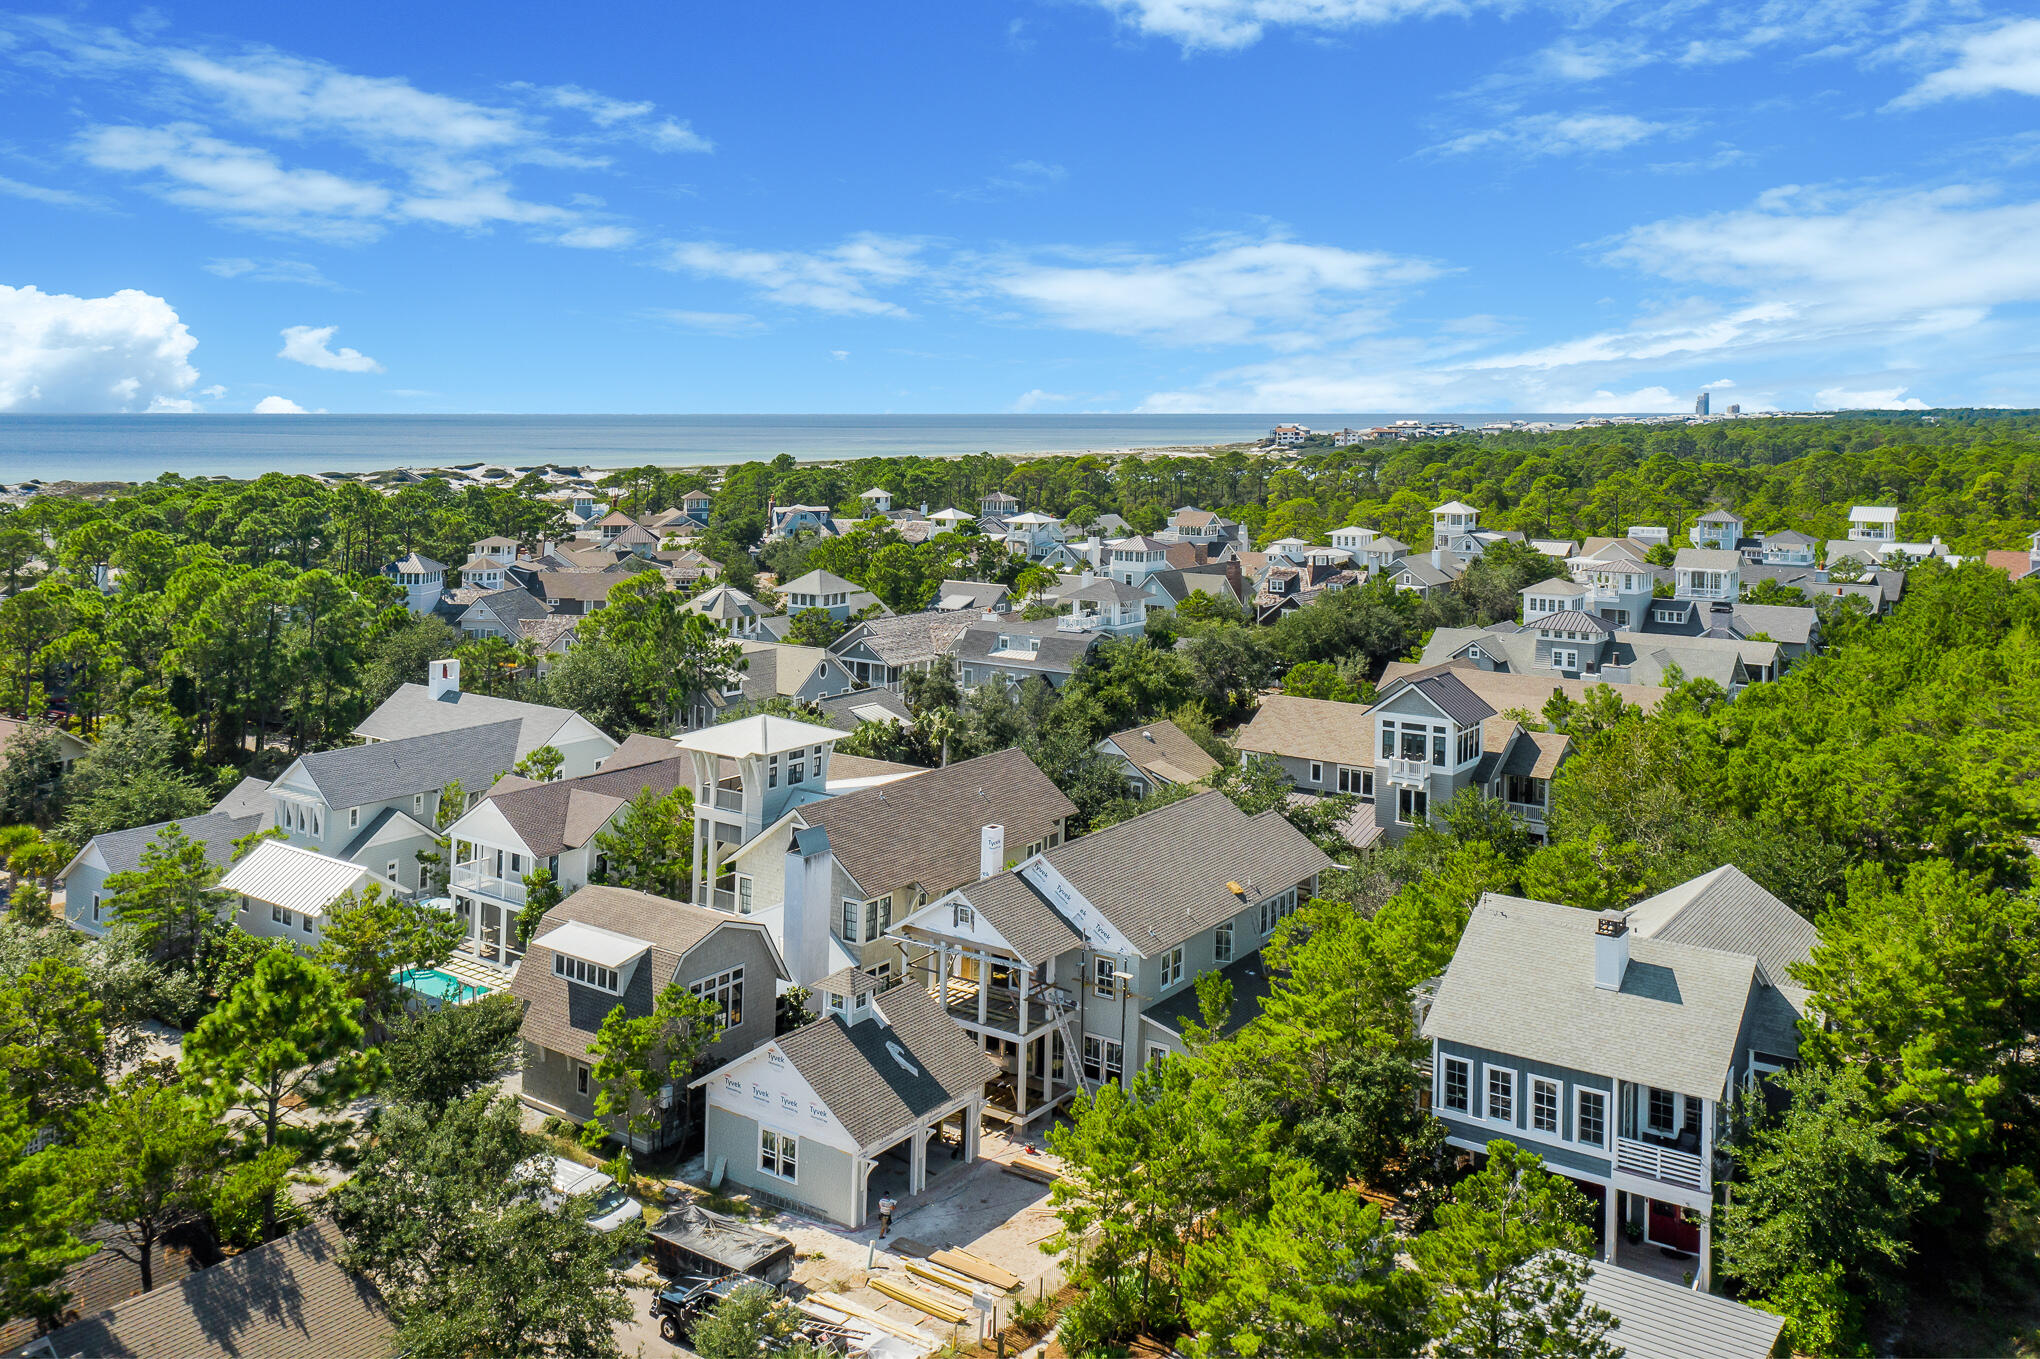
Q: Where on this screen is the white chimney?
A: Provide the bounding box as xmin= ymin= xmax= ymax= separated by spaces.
xmin=980 ymin=824 xmax=1005 ymax=880
xmin=782 ymin=825 xmax=835 ymax=986
xmin=1593 ymin=911 xmax=1630 ymax=990
xmin=428 ymin=658 xmax=461 ymax=701
xmin=1080 ymin=569 xmax=1095 ymax=587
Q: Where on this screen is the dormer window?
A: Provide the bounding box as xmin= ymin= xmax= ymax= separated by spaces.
xmin=553 ymin=953 xmax=620 ymax=994
xmin=953 ymin=903 xmax=974 ymax=928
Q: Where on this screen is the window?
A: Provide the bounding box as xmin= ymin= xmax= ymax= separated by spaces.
xmin=1397 ymin=787 xmax=1428 ymax=826
xmin=736 ymin=875 xmax=753 ymax=914
xmin=690 ymin=966 xmax=744 ymax=1030
xmin=1532 ymin=1078 xmax=1560 ymax=1135
xmin=768 ymin=754 xmax=779 ymax=788
xmin=413 ymin=793 xmax=424 ymax=814
xmin=1552 ymin=648 xmax=1579 ymax=670
xmin=1431 ymin=731 xmax=1447 ymax=767
xmin=789 ymin=755 xmax=805 ymax=785
xmin=272 ymin=905 xmax=285 ymax=924
xmin=1214 ymin=923 xmax=1234 ymax=965
xmin=1081 ymin=1036 xmax=1124 ymax=1085
xmin=301 ymin=913 xmax=314 ymax=934
xmin=1379 ymin=722 xmax=1396 ymax=759
xmin=841 ymin=899 xmax=859 ymax=943
xmin=1160 ymin=946 xmax=1184 ymax=990
xmin=1259 ymin=885 xmax=1298 ymax=935
xmin=1146 ymin=1043 xmax=1171 ymax=1068
xmin=348 ymin=807 xmax=360 ymax=829
xmin=551 ymin=953 xmax=620 ymax=993
xmin=1576 ymin=1089 xmax=1607 ymax=1148
xmin=1456 ymin=726 xmax=1481 ymax=765
xmin=1400 ymin=727 xmax=1428 ymax=762
xmin=1442 ymin=1057 xmax=1470 ymax=1113
xmin=386 ymin=859 xmax=400 ymax=882
xmin=1308 ymin=761 xmax=1323 ymax=785
xmin=1337 ymin=766 xmax=1371 ymax=798
xmin=1648 ymin=1087 xmax=1677 ymax=1134
xmin=953 ymin=903 xmax=975 ymax=929
xmin=1487 ymin=1068 xmax=1515 ymax=1124
xmin=576 ymin=1063 xmax=589 ymax=1096
xmin=760 ymin=1128 xmax=797 ymax=1181
xmin=1653 ymin=607 xmax=1681 ymax=624
xmin=863 ymin=894 xmax=892 ymax=940
xmin=1094 ymin=956 xmax=1117 ymax=998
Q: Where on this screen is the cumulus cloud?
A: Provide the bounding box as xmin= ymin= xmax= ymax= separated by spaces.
xmin=1815 ymin=386 xmax=1929 ymax=409
xmin=1010 ymin=388 xmax=1070 ymax=411
xmin=1088 ymin=0 xmax=1491 ymax=51
xmin=1431 ymin=112 xmax=1680 ymax=158
xmin=667 ymin=234 xmax=924 ymax=316
xmin=0 ymin=283 xmax=201 ymax=412
xmin=278 ymin=324 xmax=382 ymax=372
xmin=1893 ymin=18 xmax=2040 ymax=106
xmin=253 ymin=394 xmax=315 ymax=412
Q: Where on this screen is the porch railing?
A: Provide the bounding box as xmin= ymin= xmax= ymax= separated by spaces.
xmin=451 ymin=863 xmax=527 ymax=905
xmin=1615 ymin=1136 xmax=1707 ymax=1191
xmin=1380 ymin=758 xmax=1429 ymax=787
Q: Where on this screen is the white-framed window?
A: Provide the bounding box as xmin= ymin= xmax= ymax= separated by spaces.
xmin=349 ymin=807 xmax=360 ymax=829
xmin=1455 ymin=725 xmax=1482 ymax=765
xmin=1093 ymin=956 xmax=1117 ymax=998
xmin=1552 ymin=648 xmax=1579 ymax=670
xmin=1486 ymin=1068 xmax=1515 ymax=1124
xmin=1081 ymin=1036 xmax=1124 ymax=1085
xmin=1338 ymin=766 xmax=1372 ymax=799
xmin=386 ymin=859 xmax=400 ymax=881
xmin=841 ymin=899 xmax=860 ymax=943
xmin=413 ymin=793 xmax=424 ymax=814
xmin=1146 ymin=1043 xmax=1170 ymax=1067
xmin=91 ymin=894 xmax=102 ymax=922
xmin=953 ymin=903 xmax=975 ymax=929
xmin=1576 ymin=1088 xmax=1607 ymax=1148
xmin=1648 ymin=1086 xmax=1677 ymax=1134
xmin=863 ymin=894 xmax=892 ymax=940
xmin=1441 ymin=1057 xmax=1471 ymax=1113
xmin=1431 ymin=730 xmax=1447 ymax=767
xmin=1379 ymin=721 xmax=1395 ymax=759
xmin=768 ymin=754 xmax=779 ymax=788
xmin=272 ymin=905 xmax=286 ymax=924
xmin=760 ymin=1128 xmax=797 ymax=1181
xmin=552 ymin=953 xmax=620 ymax=994
xmin=1308 ymin=761 xmax=1323 ymax=784
xmin=1160 ymin=945 xmax=1184 ymax=990
xmin=736 ymin=875 xmax=753 ymax=914
xmin=1653 ymin=608 xmax=1681 ymax=624
xmin=1259 ymin=885 xmax=1298 ymax=935
xmin=301 ymin=913 xmax=314 ymax=934
xmin=1214 ymin=922 xmax=1234 ymax=965
xmin=1397 ymin=787 xmax=1428 ymax=826
xmin=689 ymin=966 xmax=744 ymax=1030
xmin=789 ymin=753 xmax=805 ymax=785
xmin=1531 ymin=1077 xmax=1560 ymax=1135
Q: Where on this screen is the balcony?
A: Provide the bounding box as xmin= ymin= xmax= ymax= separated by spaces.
xmin=1380 ymin=758 xmax=1430 ymax=787
xmin=450 ymin=862 xmax=526 ymax=905
xmin=1615 ymin=1136 xmax=1707 ymax=1192
xmin=1057 ymin=614 xmax=1096 ymax=633
xmin=713 ymin=780 xmax=744 ymax=814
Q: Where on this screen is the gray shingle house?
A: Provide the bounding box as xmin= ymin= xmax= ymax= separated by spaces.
xmin=952 ymin=617 xmax=1105 ymax=690
xmin=513 ymin=885 xmax=787 ymax=1151
xmin=59 ymin=811 xmax=265 ymax=937
xmin=829 ymin=612 xmax=974 ymax=691
xmin=1418 ymin=865 xmax=1817 ymax=1289
xmin=354 ymin=660 xmax=618 ymax=775
xmin=888 ymin=791 xmax=1331 ymax=1123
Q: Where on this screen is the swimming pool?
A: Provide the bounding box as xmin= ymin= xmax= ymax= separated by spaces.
xmin=394 ymin=968 xmax=491 ymax=1005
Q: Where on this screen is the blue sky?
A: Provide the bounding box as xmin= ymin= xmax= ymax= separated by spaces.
xmin=3 ymin=1 xmax=2038 ymax=415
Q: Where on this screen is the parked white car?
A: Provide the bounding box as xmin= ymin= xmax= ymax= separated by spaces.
xmin=525 ymin=1156 xmax=643 ymax=1234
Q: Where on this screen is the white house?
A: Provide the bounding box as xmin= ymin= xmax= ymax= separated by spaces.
xmin=219 ymin=840 xmax=402 ymax=951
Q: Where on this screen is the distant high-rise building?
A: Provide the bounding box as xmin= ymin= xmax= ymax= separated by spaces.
xmin=1726 ymin=403 xmax=1741 ymax=415
xmin=1695 ymin=391 xmax=1711 ymax=415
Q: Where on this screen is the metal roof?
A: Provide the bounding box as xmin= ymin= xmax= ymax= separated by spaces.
xmin=217 ymin=840 xmax=383 ymax=916
xmin=1581 ymin=1264 xmax=1785 ymax=1359
xmin=532 ymin=918 xmax=653 ymax=969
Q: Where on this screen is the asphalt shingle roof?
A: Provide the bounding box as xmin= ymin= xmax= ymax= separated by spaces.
xmin=1626 ymin=865 xmax=1818 ymax=998
xmin=771 ymin=987 xmax=1001 ymax=1148
xmin=936 ymin=872 xmax=1086 ymax=965
xmin=36 ymin=1221 xmax=391 ymax=1359
xmin=1101 ymin=720 xmax=1221 ymax=786
xmin=353 ymin=683 xmax=588 ymax=753
xmin=294 ymin=720 xmax=522 ymax=809
xmin=70 ymin=811 xmax=265 ymax=881
xmin=481 ymin=753 xmax=687 ymax=858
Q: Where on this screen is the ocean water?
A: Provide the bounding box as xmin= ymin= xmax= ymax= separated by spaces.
xmin=0 ymin=412 xmax=1589 ymax=482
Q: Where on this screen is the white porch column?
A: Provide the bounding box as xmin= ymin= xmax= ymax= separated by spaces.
xmin=1698 ymin=1216 xmax=1712 ymax=1291
xmin=1016 ymin=1031 xmax=1030 ymax=1119
xmin=1604 ymin=1187 xmax=1618 ymax=1262
xmin=851 ymin=1156 xmax=872 ymax=1229
xmin=964 ymin=1101 xmax=981 ymax=1161
xmin=976 ymin=952 xmax=990 ymax=1025
xmin=910 ymin=1126 xmax=929 ymax=1194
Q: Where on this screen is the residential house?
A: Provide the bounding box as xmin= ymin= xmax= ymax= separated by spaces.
xmin=1419 ymin=865 xmax=1818 ymax=1288
xmin=685 ymin=583 xmax=768 ymax=637
xmin=1144 ymin=563 xmax=1249 ymax=618
xmin=612 ymin=524 xmax=661 ymax=557
xmin=455 ymin=551 xmax=511 ymax=593
xmin=680 ymin=487 xmax=715 ymax=524
xmin=692 ymin=967 xmax=1000 ymax=1228
xmin=1673 ymin=548 xmax=1741 ymax=603
xmin=1687 ymin=510 xmax=1744 ymax=551
xmin=813 ymin=687 xmax=915 ymax=733
xmin=720 ymin=748 xmax=1076 ymax=976
xmin=0 ymin=717 xmax=88 ymax=796
xmin=1388 ymin=550 xmax=1466 ymax=600
xmin=928 ymin=579 xmax=1010 ymax=612
xmin=590 ymin=509 xmax=640 ymax=543
xmin=455 ymin=586 xmax=552 ymax=641
xmin=514 ymin=885 xmax=788 ymax=1150
xmin=268 ymin=719 xmax=525 ymax=893
xmin=768 ymin=504 xmax=837 ymax=540
xmin=1827 ymin=504 xmax=1947 ymax=565
xmin=1106 ymin=535 xmax=1171 ymax=587
xmin=1094 ymin=720 xmax=1219 ymax=797
xmin=1429 ymin=500 xmax=1523 ymax=557
xmin=1758 ymin=529 xmax=1817 ymax=566
xmin=829 ymin=612 xmax=973 ymax=691
xmin=1329 ymin=525 xmax=1407 ymax=574
xmin=24 ymin=1221 xmax=393 ymax=1359
xmin=979 ymin=490 xmax=1020 ymax=519
xmin=1059 ymin=577 xmax=1150 ymax=636
xmin=59 ymin=811 xmax=265 ymax=937
xmin=219 ymin=841 xmax=402 ymax=952
xmin=675 ymin=714 xmax=851 ymax=912
xmin=1367 ymin=668 xmax=1567 ymax=843
xmin=441 ymin=734 xmax=685 ymax=969
xmin=926 ymin=507 xmax=975 ymax=532
xmin=889 ymin=791 xmax=1332 ymax=1123
xmin=384 ymin=552 xmax=446 ymax=614
xmin=354 ymin=660 xmax=619 ymax=776
xmin=680 ymin=639 xmax=857 ymax=731
xmin=779 ymin=569 xmax=882 ymax=622
xmin=857 ymin=487 xmax=894 ymax=516
xmin=999 ymin=512 xmax=1067 ymax=560
xmin=1158 ymin=506 xmax=1244 ymax=555
xmin=1578 ymin=1263 xmax=1787 ymax=1359
xmin=525 ymin=567 xmax=637 ymax=616
xmin=952 ymin=617 xmax=1104 ymax=691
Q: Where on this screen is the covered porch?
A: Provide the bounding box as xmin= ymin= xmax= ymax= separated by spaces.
xmin=894 ymin=932 xmax=1084 ymax=1126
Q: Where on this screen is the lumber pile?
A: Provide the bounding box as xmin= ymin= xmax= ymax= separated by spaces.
xmin=928 ymin=1247 xmax=1021 ymax=1291
xmin=870 ymin=1275 xmax=971 ymax=1325
xmin=1001 ymin=1158 xmax=1061 ymax=1186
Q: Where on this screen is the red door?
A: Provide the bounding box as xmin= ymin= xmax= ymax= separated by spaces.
xmin=1647 ymin=1198 xmax=1700 ymax=1254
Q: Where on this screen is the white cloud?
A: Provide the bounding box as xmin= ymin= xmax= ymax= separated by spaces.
xmin=829 ymin=349 xmax=850 ymax=360
xmin=1815 ymin=385 xmax=1929 ymax=409
xmin=1893 ymin=19 xmax=2040 ymax=106
xmin=199 ymin=384 xmax=226 ymax=398
xmin=253 ymin=394 xmax=314 ymax=412
xmin=0 ymin=175 xmax=102 ymax=209
xmin=513 ymin=82 xmax=713 ymax=152
xmin=668 ymin=235 xmax=924 ymax=316
xmin=643 ymin=119 xmax=713 ymax=154
xmin=1088 ymin=0 xmax=1487 ymax=51
xmin=1432 ymin=112 xmax=1679 ymax=158
xmin=654 ymin=310 xmax=766 ymax=335
xmin=0 ymin=283 xmax=201 ymax=412
xmin=989 ymin=237 xmax=1440 ymax=346
xmin=205 ymin=257 xmax=339 ymax=288
xmin=944 ymin=159 xmax=1068 ymax=202
xmin=279 ymin=324 xmax=383 ymax=372
xmin=1010 ymin=388 xmax=1070 ymax=411
xmin=555 ymin=225 xmax=638 ymax=249
xmin=77 ymin=123 xmax=392 ymax=241
xmin=1528 ymin=39 xmax=1653 ymax=82
xmin=1702 ymin=377 xmax=1736 ymax=389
